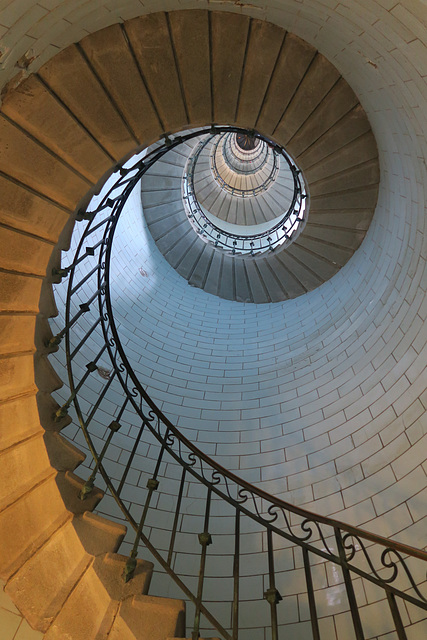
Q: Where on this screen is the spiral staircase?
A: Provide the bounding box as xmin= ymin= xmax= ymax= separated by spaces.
xmin=0 ymin=5 xmax=426 ymax=640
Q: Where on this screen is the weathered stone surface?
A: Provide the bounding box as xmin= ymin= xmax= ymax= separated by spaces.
xmin=308 ymin=158 xmax=380 ymax=197
xmin=124 ymin=13 xmax=188 ymax=133
xmin=38 ymin=45 xmax=137 ymax=162
xmin=42 ymin=563 xmax=114 ymax=640
xmin=0 ymin=394 xmax=42 ymax=452
xmin=80 ymin=23 xmax=163 ymax=145
xmin=275 ymin=52 xmax=341 ymax=144
xmin=0 ymin=315 xmax=36 ymax=356
xmin=0 ymin=115 xmax=90 ymax=210
xmin=0 ymin=272 xmax=42 ymax=314
xmin=55 ymin=471 xmax=104 ymax=516
xmin=0 ymin=354 xmax=37 ymax=402
xmin=0 ymin=227 xmax=52 ymax=277
xmin=236 ymin=18 xmax=285 ymax=128
xmin=298 ymin=105 xmax=372 ymax=170
xmin=288 ymin=77 xmax=359 ymax=157
xmin=0 ymin=175 xmax=69 ymax=243
xmin=211 ymin=12 xmax=250 ymax=125
xmin=0 ymin=474 xmax=69 ymax=580
xmin=257 ymin=32 xmax=315 ymax=135
xmin=303 ymin=131 xmax=378 ymax=183
xmin=287 ymin=243 xmax=339 ymax=280
xmin=0 ymin=435 xmax=51 ymax=512
xmin=169 ymin=10 xmax=211 ymax=126
xmin=109 ymin=594 xmax=186 ymax=640
xmin=5 ymin=520 xmax=91 ymax=632
xmin=72 ymin=517 xmax=127 ymax=558
xmin=43 ymin=432 xmax=86 ymax=472
xmin=1 ymin=74 xmax=112 ymax=183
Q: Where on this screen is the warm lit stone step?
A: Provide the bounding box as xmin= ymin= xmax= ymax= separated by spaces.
xmin=44 ymin=553 xmax=154 ymax=640
xmin=0 ymin=473 xmax=70 ymax=580
xmin=5 ymin=519 xmax=92 ymax=632
xmin=108 ymin=594 xmax=186 ymax=640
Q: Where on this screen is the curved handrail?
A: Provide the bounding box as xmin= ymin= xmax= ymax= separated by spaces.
xmin=52 ymin=126 xmax=427 ymax=640
xmin=182 ymin=130 xmax=307 ymax=255
xmin=212 ymin=132 xmax=275 ymax=187
xmin=222 ymin=133 xmax=270 ymax=175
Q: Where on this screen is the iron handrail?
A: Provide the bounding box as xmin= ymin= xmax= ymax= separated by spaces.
xmin=52 ymin=126 xmax=427 ymax=640
xmin=182 ymin=131 xmax=306 ymax=255
xmin=220 ymin=133 xmax=271 ymax=176
xmin=210 ymin=142 xmax=279 ymax=198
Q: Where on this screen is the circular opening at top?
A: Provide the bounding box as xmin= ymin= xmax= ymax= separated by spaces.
xmin=235 ymin=133 xmax=259 ymax=152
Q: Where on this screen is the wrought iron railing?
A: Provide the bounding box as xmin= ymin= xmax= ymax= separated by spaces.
xmin=49 ymin=126 xmax=427 ymax=640
xmin=183 ymin=129 xmax=307 ymax=255
xmin=220 ymin=132 xmax=270 ymax=176
xmin=210 ymin=133 xmax=279 ymax=198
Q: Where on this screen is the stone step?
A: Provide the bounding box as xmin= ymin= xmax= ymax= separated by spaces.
xmin=0 ymin=433 xmax=54 ymax=513
xmin=5 ymin=518 xmax=92 ymax=632
xmin=188 ymin=244 xmax=215 ymax=290
xmin=163 ymin=230 xmax=200 ymax=270
xmin=0 ymin=472 xmax=71 ymax=580
xmin=44 ymin=553 xmax=153 ymax=640
xmin=108 ymin=594 xmax=186 ymax=640
xmin=72 ymin=512 xmax=127 ymax=557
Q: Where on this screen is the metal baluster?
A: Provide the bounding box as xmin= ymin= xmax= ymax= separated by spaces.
xmin=54 ymin=344 xmax=108 ymax=421
xmin=264 ymin=529 xmax=282 ymax=640
xmin=193 ymin=487 xmax=213 ymax=640
xmin=54 ymin=240 xmax=104 ymax=282
xmin=79 ymin=419 xmax=122 ymax=499
xmin=167 ymin=466 xmax=186 ymax=566
xmin=70 ymin=317 xmax=102 ymax=359
xmin=302 ymin=547 xmax=320 ymax=640
xmin=84 ymin=369 xmax=117 ymax=428
xmin=122 ymin=430 xmax=169 ymax=582
xmin=48 ymin=286 xmax=104 ymax=347
xmin=386 ymin=592 xmax=408 ymax=640
xmin=335 ymin=529 xmax=365 ymax=640
xmin=70 ymin=264 xmax=101 ymax=296
xmin=84 ymin=212 xmax=115 ymax=237
xmin=232 ymin=509 xmax=240 ymax=640
xmin=117 ymin=419 xmax=145 ymax=496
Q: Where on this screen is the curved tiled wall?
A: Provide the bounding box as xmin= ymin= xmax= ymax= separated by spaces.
xmin=50 ymin=137 xmax=427 ymax=635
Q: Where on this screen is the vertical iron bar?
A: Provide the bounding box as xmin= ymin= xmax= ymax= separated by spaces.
xmin=70 ymin=317 xmax=102 ymax=359
xmin=85 ymin=369 xmax=117 ymax=427
xmin=70 ymin=264 xmax=101 ymax=295
xmin=117 ymin=420 xmax=146 ymax=496
xmin=122 ymin=435 xmax=167 ymax=582
xmin=302 ymin=547 xmax=320 ymax=640
xmin=167 ymin=466 xmax=186 ymax=565
xmin=232 ymin=509 xmax=240 ymax=640
xmin=265 ymin=528 xmax=281 ymax=640
xmin=193 ymin=486 xmax=213 ymax=640
xmin=50 ymin=286 xmax=104 ymax=346
xmin=85 ymin=212 xmax=115 ymax=236
xmin=76 ymin=345 xmax=108 ymax=391
xmin=54 ymin=344 xmax=108 ymax=421
xmin=386 ymin=592 xmax=408 ymax=640
xmin=79 ymin=419 xmax=121 ymax=499
xmin=335 ymin=529 xmax=365 ymax=640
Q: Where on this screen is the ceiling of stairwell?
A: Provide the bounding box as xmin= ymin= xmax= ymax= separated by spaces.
xmin=140 ymin=25 xmax=380 ymax=304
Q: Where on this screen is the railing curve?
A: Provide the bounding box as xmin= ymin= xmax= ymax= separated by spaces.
xmin=50 ymin=126 xmax=427 ymax=640
xmin=183 ymin=128 xmax=307 ymax=255
xmin=210 ymin=133 xmax=279 ymax=195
